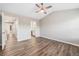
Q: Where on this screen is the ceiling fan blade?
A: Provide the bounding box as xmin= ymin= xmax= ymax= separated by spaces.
xmin=43 ymin=6 xmax=47 ymax=14
xmin=41 ymin=3 xmax=43 ymax=5
xmin=35 ymin=4 xmax=40 ymax=8
xmin=35 ymin=9 xmax=41 ymax=13
xmin=43 ymin=8 xmax=47 ymax=14
xmin=46 ymin=5 xmax=52 ymax=9
xmin=44 ymin=11 xmax=47 ymax=14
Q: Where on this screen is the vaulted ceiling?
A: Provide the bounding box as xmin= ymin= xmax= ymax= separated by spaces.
xmin=0 ymin=3 xmax=79 ymax=20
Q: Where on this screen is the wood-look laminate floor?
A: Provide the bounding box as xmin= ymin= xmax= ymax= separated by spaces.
xmin=3 ymin=37 xmax=79 ymax=56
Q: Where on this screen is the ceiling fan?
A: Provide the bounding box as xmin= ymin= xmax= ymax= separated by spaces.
xmin=35 ymin=3 xmax=52 ymax=14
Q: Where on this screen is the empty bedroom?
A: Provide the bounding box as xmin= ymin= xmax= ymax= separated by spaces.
xmin=0 ymin=3 xmax=79 ymax=56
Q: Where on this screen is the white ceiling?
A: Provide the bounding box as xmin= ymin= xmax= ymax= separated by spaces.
xmin=0 ymin=3 xmax=79 ymax=20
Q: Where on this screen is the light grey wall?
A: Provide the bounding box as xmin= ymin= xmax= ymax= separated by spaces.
xmin=40 ymin=8 xmax=79 ymax=45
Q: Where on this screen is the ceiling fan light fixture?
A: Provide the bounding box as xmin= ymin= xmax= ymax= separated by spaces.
xmin=40 ymin=9 xmax=44 ymax=13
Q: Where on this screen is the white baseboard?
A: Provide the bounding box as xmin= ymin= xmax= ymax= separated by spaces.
xmin=40 ymin=36 xmax=79 ymax=47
